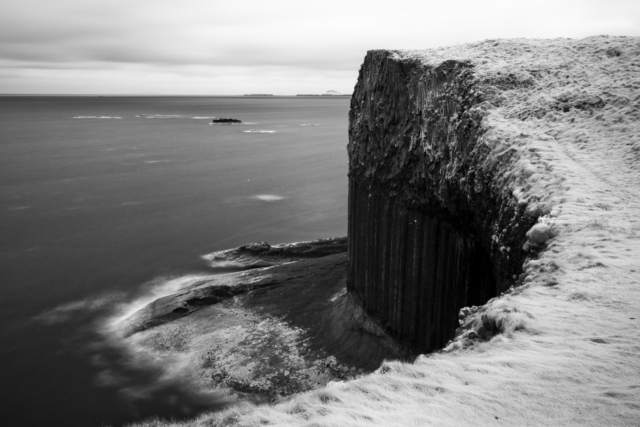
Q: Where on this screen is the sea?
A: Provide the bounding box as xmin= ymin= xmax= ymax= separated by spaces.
xmin=0 ymin=95 xmax=350 ymax=427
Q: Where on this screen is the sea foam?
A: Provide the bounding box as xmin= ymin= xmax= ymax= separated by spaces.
xmin=136 ymin=114 xmax=183 ymax=119
xmin=251 ymin=194 xmax=285 ymax=202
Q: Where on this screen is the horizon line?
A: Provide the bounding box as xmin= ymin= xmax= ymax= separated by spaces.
xmin=0 ymin=93 xmax=353 ymax=97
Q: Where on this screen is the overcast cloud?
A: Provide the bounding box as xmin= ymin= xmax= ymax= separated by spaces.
xmin=1 ymin=0 xmax=638 ymax=94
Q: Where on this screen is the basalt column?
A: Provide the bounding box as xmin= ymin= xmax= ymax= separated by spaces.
xmin=348 ymin=181 xmax=494 ymax=352
xmin=347 ymin=51 xmax=535 ymax=354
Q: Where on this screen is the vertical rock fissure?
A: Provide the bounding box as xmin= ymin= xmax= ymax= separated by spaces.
xmin=347 ymin=180 xmax=496 ymax=354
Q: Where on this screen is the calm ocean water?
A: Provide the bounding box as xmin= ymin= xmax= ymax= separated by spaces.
xmin=0 ymin=96 xmax=349 ymax=426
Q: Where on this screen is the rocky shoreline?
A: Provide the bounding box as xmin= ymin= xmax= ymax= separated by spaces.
xmin=115 ymin=237 xmax=405 ymax=401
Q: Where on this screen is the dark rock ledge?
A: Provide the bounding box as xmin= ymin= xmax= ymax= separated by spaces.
xmin=202 ymin=236 xmax=348 ymax=270
xmin=118 ymin=237 xmax=406 ymax=400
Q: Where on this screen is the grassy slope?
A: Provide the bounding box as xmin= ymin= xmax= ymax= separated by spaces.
xmin=130 ymin=36 xmax=640 ymax=426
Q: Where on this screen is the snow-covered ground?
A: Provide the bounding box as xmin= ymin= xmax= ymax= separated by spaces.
xmin=131 ymin=36 xmax=640 ymax=427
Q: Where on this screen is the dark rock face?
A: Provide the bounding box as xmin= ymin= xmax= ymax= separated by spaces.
xmin=212 ymin=118 xmax=242 ymax=123
xmin=347 ymin=51 xmax=538 ymax=353
xmin=348 ymin=181 xmax=495 ymax=352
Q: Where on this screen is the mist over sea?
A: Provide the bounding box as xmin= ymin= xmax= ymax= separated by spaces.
xmin=0 ymin=96 xmax=349 ymax=427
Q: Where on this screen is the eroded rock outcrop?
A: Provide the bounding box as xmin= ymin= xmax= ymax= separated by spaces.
xmin=115 ymin=238 xmax=404 ymax=401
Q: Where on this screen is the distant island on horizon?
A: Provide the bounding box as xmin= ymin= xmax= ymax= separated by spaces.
xmin=241 ymin=90 xmax=351 ymax=97
xmin=1 ymin=92 xmax=353 ymax=98
xmin=296 ymin=90 xmax=350 ymax=97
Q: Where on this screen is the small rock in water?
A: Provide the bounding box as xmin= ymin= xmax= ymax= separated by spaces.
xmin=212 ymin=118 xmax=242 ymax=123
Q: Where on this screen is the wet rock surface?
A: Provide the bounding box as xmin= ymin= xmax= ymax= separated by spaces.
xmin=119 ymin=242 xmax=405 ymax=401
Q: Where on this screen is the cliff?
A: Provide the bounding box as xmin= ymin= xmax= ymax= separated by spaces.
xmin=126 ymin=36 xmax=640 ymax=426
xmin=345 ymin=37 xmax=640 ymax=356
xmin=346 ymin=49 xmax=541 ymax=353
xmin=127 ymin=36 xmax=639 ymax=427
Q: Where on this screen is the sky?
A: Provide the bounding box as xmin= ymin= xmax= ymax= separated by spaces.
xmin=1 ymin=0 xmax=638 ymax=95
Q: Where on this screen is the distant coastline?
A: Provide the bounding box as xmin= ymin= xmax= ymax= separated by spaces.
xmin=297 ymin=90 xmax=351 ymax=97
xmin=1 ymin=93 xmax=352 ymax=98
